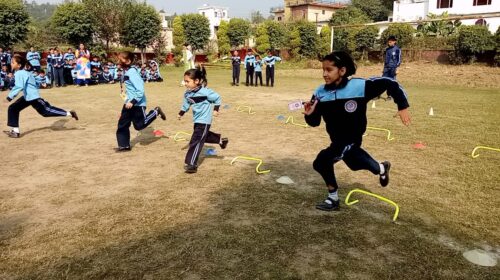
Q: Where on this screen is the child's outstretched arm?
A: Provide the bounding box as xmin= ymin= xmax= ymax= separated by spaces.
xmin=365 ymin=77 xmax=411 ymax=126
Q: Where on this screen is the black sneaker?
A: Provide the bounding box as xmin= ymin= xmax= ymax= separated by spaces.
xmin=155 ymin=106 xmax=166 ymax=121
xmin=184 ymin=164 xmax=198 ymax=174
xmin=3 ymin=130 xmax=20 ymax=138
xmin=116 ymin=146 xmax=131 ymax=152
xmin=316 ymin=198 xmax=340 ymax=211
xmin=70 ymin=110 xmax=79 ymax=121
xmin=220 ymin=138 xmax=229 ymax=149
xmin=380 ymin=161 xmax=391 ymax=187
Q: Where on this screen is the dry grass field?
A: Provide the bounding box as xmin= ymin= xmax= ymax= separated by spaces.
xmin=0 ymin=62 xmax=499 ymax=279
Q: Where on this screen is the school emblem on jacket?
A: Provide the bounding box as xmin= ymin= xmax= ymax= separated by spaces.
xmin=345 ymin=100 xmax=357 ymax=113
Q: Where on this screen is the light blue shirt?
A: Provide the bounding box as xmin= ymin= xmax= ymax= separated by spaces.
xmin=263 ymin=55 xmax=282 ymax=67
xmin=8 ymin=69 xmax=40 ymax=101
xmin=181 ymin=87 xmax=221 ymax=124
xmin=124 ymin=66 xmax=146 ymax=107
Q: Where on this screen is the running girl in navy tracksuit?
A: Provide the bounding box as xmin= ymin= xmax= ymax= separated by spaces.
xmin=3 ymin=55 xmax=78 ymax=138
xmin=178 ymin=68 xmax=229 ymax=173
xmin=115 ymin=52 xmax=166 ymax=152
xmin=303 ymin=51 xmax=411 ymax=211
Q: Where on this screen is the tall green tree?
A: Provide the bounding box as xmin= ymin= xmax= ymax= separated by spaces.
xmin=287 ymin=21 xmax=319 ymax=59
xmin=121 ymin=2 xmax=162 ymax=62
xmin=319 ymin=25 xmax=331 ymax=57
xmin=50 ymin=2 xmax=95 ymax=46
xmin=255 ymin=23 xmax=270 ymax=53
xmin=82 ymin=0 xmax=132 ymax=51
xmin=172 ymin=16 xmax=185 ymax=65
xmin=330 ymin=6 xmax=370 ymax=26
xmin=380 ymin=23 xmax=415 ymax=48
xmin=181 ymin=14 xmax=210 ymax=51
xmin=351 ymin=0 xmax=389 ymax=22
xmin=227 ymin=18 xmax=251 ymax=48
xmin=267 ymin=21 xmax=288 ymax=50
xmin=0 ymin=0 xmax=30 ymax=48
xmin=216 ymin=20 xmax=231 ymax=56
xmin=354 ymin=26 xmax=379 ymax=61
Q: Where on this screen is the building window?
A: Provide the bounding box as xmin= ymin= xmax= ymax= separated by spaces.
xmin=278 ymin=16 xmax=282 ymax=21
xmin=215 ymin=12 xmax=218 ymax=17
xmin=437 ymin=0 xmax=453 ymax=8
xmin=223 ymin=12 xmax=226 ymax=17
xmin=473 ymin=0 xmax=492 ymax=5
xmin=322 ymin=10 xmax=325 ymax=15
xmin=202 ymin=12 xmax=205 ymax=16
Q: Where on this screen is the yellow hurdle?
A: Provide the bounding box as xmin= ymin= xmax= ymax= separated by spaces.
xmin=230 ymin=156 xmax=271 ymax=174
xmin=471 ymin=146 xmax=500 ymax=158
xmin=365 ymin=126 xmax=395 ymax=141
xmin=285 ymin=116 xmax=309 ymax=128
xmin=173 ymin=131 xmax=192 ymax=142
xmin=237 ymin=105 xmax=256 ymax=115
xmin=345 ymin=189 xmax=400 ymax=222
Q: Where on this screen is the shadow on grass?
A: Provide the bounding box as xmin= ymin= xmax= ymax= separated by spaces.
xmin=12 ymin=157 xmax=500 ymax=280
xmin=21 ymin=119 xmax=84 ymax=137
xmin=131 ymin=127 xmax=167 ymax=148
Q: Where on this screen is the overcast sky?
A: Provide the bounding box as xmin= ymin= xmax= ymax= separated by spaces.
xmin=37 ymin=0 xmax=288 ymax=18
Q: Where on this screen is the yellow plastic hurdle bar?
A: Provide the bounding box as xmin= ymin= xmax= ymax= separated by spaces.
xmin=471 ymin=146 xmax=500 ymax=159
xmin=345 ymin=189 xmax=400 ymax=222
xmin=173 ymin=131 xmax=192 ymax=142
xmin=285 ymin=116 xmax=309 ymax=128
xmin=365 ymin=126 xmax=395 ymax=141
xmin=236 ymin=106 xmax=256 ymax=115
xmin=230 ymin=156 xmax=271 ymax=174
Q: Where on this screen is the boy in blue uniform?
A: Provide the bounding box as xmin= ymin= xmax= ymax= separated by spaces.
xmin=3 ymin=55 xmax=78 ymax=138
xmin=231 ymin=50 xmax=241 ymax=86
xmin=303 ymin=51 xmax=411 ymax=211
xmin=382 ymin=36 xmax=401 ymax=79
xmin=244 ymin=49 xmax=255 ymax=86
xmin=263 ymin=50 xmax=282 ymax=87
xmin=90 ymin=57 xmax=102 ymax=71
xmin=63 ymin=48 xmax=75 ymax=85
xmin=116 ymin=52 xmax=166 ymax=152
xmin=254 ymin=55 xmax=263 ymax=87
xmin=100 ymin=66 xmax=115 ymax=84
xmin=0 ymin=65 xmax=9 ymax=91
xmin=148 ymin=64 xmax=163 ymax=82
xmin=178 ymin=68 xmax=229 ymax=173
xmin=51 ymin=48 xmax=65 ymax=87
xmin=26 ymin=47 xmax=42 ymax=72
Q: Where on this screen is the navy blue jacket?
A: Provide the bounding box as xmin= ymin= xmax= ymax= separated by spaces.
xmin=305 ymin=77 xmax=409 ymax=144
xmin=384 ymin=45 xmax=401 ymax=68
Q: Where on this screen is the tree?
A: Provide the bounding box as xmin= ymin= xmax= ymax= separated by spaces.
xmin=172 ymin=16 xmax=185 ymax=65
xmin=351 ymin=0 xmax=389 ymax=22
xmin=50 ymin=2 xmax=95 ymax=46
xmin=217 ymin=20 xmax=231 ymax=56
xmin=82 ymin=0 xmax=132 ymax=51
xmin=227 ymin=18 xmax=251 ymax=48
xmin=330 ymin=6 xmax=370 ymax=26
xmin=287 ymin=21 xmax=319 ymax=59
xmin=181 ymin=14 xmax=211 ymax=51
xmin=0 ymin=0 xmax=30 ymax=48
xmin=452 ymin=25 xmax=494 ymax=64
xmin=121 ymin=2 xmax=162 ymax=62
xmin=354 ymin=26 xmax=379 ymax=61
xmin=319 ymin=25 xmax=331 ymax=57
xmin=255 ymin=21 xmax=288 ymax=53
xmin=380 ymin=23 xmax=415 ymax=48
xmin=251 ymin=11 xmax=265 ymax=24
xmin=255 ymin=23 xmax=270 ymax=53
xmin=267 ymin=21 xmax=288 ymax=50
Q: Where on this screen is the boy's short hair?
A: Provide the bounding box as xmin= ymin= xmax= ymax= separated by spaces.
xmin=388 ymin=36 xmax=397 ymax=42
xmin=39 ymin=69 xmax=45 ymax=74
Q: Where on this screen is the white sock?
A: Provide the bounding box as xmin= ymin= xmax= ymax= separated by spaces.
xmin=327 ymin=190 xmax=339 ymax=202
xmin=66 ymin=111 xmax=71 ymax=117
xmin=12 ymin=127 xmax=20 ymax=133
xmin=379 ymin=163 xmax=385 ymax=175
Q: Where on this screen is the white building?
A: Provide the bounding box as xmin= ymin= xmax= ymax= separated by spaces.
xmin=392 ymin=0 xmax=500 ymax=33
xmin=158 ymin=10 xmax=174 ymax=52
xmin=198 ymin=4 xmax=230 ymax=40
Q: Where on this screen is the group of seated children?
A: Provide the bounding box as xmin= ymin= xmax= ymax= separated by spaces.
xmin=139 ymin=60 xmax=163 ymax=83
xmin=0 ymin=65 xmax=14 ymax=91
